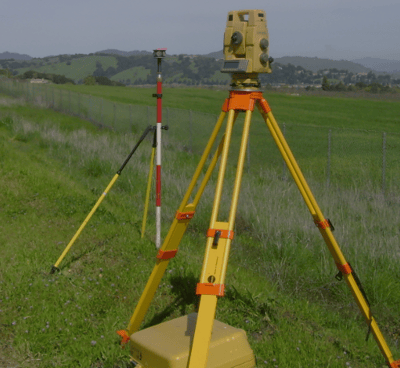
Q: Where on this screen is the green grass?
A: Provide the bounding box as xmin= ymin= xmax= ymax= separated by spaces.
xmin=47 ymin=84 xmax=400 ymax=130
xmin=1 ymin=97 xmax=399 ymax=367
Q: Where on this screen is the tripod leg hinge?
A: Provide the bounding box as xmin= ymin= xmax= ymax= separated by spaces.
xmin=388 ymin=360 xmax=400 ymax=368
xmin=206 ymin=229 xmax=234 ymax=240
xmin=116 ymin=330 xmax=130 ymax=346
xmin=258 ymin=98 xmax=272 ymax=114
xmin=175 ymin=211 xmax=195 ymax=220
xmin=315 ymin=218 xmax=335 ymax=231
xmin=156 ymin=249 xmax=178 ymax=260
xmin=196 ymin=283 xmax=225 ymax=296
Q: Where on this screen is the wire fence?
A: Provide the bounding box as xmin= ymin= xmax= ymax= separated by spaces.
xmin=1 ymin=77 xmax=399 ymax=195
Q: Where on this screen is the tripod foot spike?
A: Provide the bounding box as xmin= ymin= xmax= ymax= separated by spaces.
xmin=49 ymin=265 xmax=60 ymax=274
xmin=116 ymin=330 xmax=130 ymax=348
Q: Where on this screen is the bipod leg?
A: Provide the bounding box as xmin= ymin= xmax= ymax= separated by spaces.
xmin=50 ymin=125 xmax=154 ymax=274
xmin=257 ymin=100 xmax=398 ymax=367
xmin=141 ymin=128 xmax=157 ymax=238
xmin=188 ymin=110 xmax=252 ymax=368
xmin=125 ymin=110 xmax=236 ymax=336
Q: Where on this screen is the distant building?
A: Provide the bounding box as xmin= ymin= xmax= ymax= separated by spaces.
xmin=30 ymin=78 xmax=49 ymax=84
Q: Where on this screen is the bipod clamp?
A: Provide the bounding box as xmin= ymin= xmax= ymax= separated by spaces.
xmin=116 ymin=330 xmax=130 ymax=348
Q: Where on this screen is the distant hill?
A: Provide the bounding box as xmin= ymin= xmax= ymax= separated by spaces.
xmin=3 ymin=50 xmax=399 ymax=87
xmin=0 ymin=51 xmax=32 ymax=60
xmin=271 ymin=56 xmax=371 ymax=74
xmin=351 ymin=57 xmax=400 ymax=74
xmin=203 ymin=50 xmax=224 ymax=59
xmin=96 ymin=49 xmax=152 ymax=57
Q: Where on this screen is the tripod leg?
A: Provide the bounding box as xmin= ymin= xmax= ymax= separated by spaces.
xmin=188 ymin=110 xmax=252 ymax=368
xmin=50 ymin=173 xmax=120 ymax=274
xmin=126 ymin=111 xmax=231 ymax=335
xmin=50 ymin=125 xmax=154 ymax=274
xmin=258 ymin=103 xmax=397 ymax=366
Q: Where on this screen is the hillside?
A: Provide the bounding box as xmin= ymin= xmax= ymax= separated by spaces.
xmin=352 ymin=57 xmax=400 ymax=74
xmin=273 ymin=56 xmax=371 ymax=73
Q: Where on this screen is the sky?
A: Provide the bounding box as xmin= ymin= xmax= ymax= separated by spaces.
xmin=1 ymin=0 xmax=400 ymax=61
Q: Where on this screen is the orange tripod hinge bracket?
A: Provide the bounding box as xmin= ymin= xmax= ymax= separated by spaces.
xmin=196 ymin=283 xmax=225 ymax=296
xmin=336 ymin=262 xmax=352 ymax=275
xmin=116 ymin=330 xmax=130 ymax=345
xmin=175 ymin=210 xmax=195 ymax=220
xmin=222 ymin=91 xmax=271 ymax=113
xmin=206 ymin=228 xmax=234 ymax=240
xmin=315 ymin=218 xmax=334 ymax=230
xmin=156 ymin=249 xmax=178 ymax=260
xmin=389 ymin=360 xmax=400 ymax=368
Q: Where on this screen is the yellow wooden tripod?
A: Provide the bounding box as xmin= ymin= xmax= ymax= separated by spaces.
xmin=118 ymin=88 xmax=399 ymax=368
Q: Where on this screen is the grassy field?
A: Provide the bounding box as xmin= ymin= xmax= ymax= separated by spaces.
xmin=3 ymin=79 xmax=399 ymax=193
xmin=50 ymin=84 xmax=400 ymax=129
xmin=0 ymin=93 xmax=400 ymax=367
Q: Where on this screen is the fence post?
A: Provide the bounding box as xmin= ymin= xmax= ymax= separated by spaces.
xmin=113 ymin=103 xmax=116 ymax=130
xmin=189 ymin=110 xmax=193 ymax=152
xmin=382 ymin=132 xmax=386 ymax=195
xmin=100 ymin=99 xmax=103 ymax=125
xmin=89 ymin=95 xmax=92 ymax=120
xmin=327 ymin=129 xmax=332 ymax=188
xmin=129 ymin=105 xmax=132 ymax=131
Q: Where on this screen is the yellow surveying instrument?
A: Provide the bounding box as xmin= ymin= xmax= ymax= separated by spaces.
xmin=117 ymin=10 xmax=400 ymax=368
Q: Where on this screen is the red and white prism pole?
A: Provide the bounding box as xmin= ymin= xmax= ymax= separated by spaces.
xmin=153 ymin=48 xmax=167 ymax=249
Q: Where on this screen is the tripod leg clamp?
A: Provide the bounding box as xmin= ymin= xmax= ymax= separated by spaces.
xmin=196 ymin=283 xmax=225 ymax=296
xmin=175 ymin=211 xmax=195 ymax=220
xmin=206 ymin=229 xmax=234 ymax=240
xmin=315 ymin=218 xmax=334 ymax=231
xmin=156 ymin=249 xmax=178 ymax=260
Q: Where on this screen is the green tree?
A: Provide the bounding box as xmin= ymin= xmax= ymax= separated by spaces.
xmin=322 ymin=76 xmax=330 ymax=91
xmin=84 ymin=75 xmax=96 ymax=85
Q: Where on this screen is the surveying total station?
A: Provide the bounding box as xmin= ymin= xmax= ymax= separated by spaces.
xmin=117 ymin=10 xmax=400 ymax=368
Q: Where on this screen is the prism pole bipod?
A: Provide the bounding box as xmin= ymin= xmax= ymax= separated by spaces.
xmin=50 ymin=124 xmax=155 ymax=274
